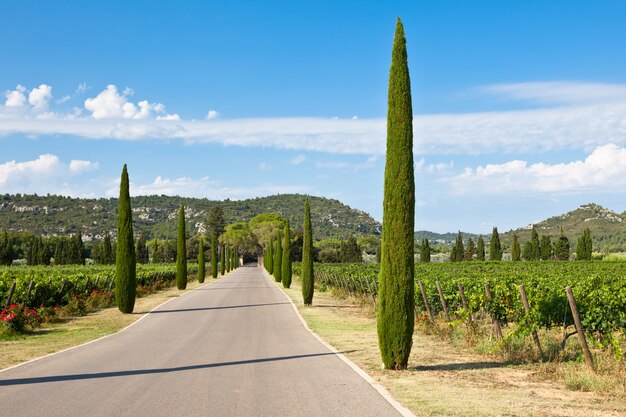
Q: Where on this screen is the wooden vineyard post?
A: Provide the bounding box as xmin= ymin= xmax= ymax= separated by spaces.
xmin=457 ymin=283 xmax=473 ymax=322
xmin=26 ymin=280 xmax=35 ymax=301
xmin=365 ymin=276 xmax=377 ymax=304
xmin=418 ymin=280 xmax=435 ymax=322
xmin=84 ymin=277 xmax=91 ymax=294
xmin=436 ymin=281 xmax=451 ymax=322
xmin=565 ymin=286 xmax=595 ymax=371
xmin=60 ymin=279 xmax=67 ymax=294
xmin=519 ymin=285 xmax=543 ymax=357
xmin=5 ymin=282 xmax=16 ymax=308
xmin=357 ymin=276 xmax=367 ymax=296
xmin=484 ymin=283 xmax=503 ymax=339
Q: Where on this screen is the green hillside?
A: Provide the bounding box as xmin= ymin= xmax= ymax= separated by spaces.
xmin=503 ymin=203 xmax=626 ymax=252
xmin=0 ymin=194 xmax=381 ymax=242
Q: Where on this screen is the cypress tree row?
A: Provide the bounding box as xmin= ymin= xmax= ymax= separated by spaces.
xmin=198 ymin=237 xmax=205 ymax=283
xmin=282 ymin=221 xmax=292 ymax=288
xmin=273 ymin=234 xmax=282 ymax=283
xmin=377 ymin=18 xmax=415 ymax=370
xmin=511 ymin=234 xmax=521 ymax=261
xmin=450 ymin=231 xmax=464 ymax=262
xmin=576 ymin=228 xmax=593 ymax=260
xmin=115 ymin=164 xmax=136 ymax=314
xmin=489 ymin=227 xmax=502 ymax=261
xmin=301 ymin=198 xmax=314 ymax=305
xmin=211 ymin=235 xmax=218 ymax=278
xmin=476 ymin=235 xmax=485 ymax=261
xmin=176 ymin=204 xmax=187 ymax=290
xmin=220 ymin=244 xmax=226 ymax=275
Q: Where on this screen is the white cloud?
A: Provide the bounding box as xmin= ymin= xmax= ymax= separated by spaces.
xmin=258 ymin=162 xmax=272 ymax=172
xmin=69 ymin=159 xmax=99 ymax=173
xmin=57 ymin=95 xmax=71 ymax=104
xmin=75 ymin=83 xmax=87 ymax=94
xmin=4 ymin=85 xmax=27 ymax=107
xmin=290 ymin=154 xmax=306 ymax=165
xmin=443 ymin=144 xmax=626 ymax=195
xmin=83 ymin=85 xmax=172 ymax=120
xmin=315 ymin=155 xmax=379 ymax=171
xmin=28 ymin=84 xmax=53 ymax=112
xmin=3 ymin=81 xmax=626 ymax=157
xmin=206 ymin=110 xmax=220 ymax=120
xmin=0 ymin=154 xmax=100 ymax=196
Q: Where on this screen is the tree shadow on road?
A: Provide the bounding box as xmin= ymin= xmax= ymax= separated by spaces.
xmin=0 ymin=350 xmax=356 ymax=386
xmin=148 ymin=302 xmax=292 ymax=314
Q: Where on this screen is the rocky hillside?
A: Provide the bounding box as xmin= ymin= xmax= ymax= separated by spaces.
xmin=504 ymin=203 xmax=626 ymax=252
xmin=0 ymin=194 xmax=381 ymax=241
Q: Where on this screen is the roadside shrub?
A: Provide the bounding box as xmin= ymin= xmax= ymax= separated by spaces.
xmin=0 ymin=304 xmax=41 ymax=333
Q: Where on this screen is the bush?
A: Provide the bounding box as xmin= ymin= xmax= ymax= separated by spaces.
xmin=0 ymin=304 xmax=41 ymax=333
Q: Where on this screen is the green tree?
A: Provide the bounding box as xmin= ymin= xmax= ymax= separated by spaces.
xmin=464 ymin=237 xmax=476 ymax=261
xmin=211 ymin=235 xmax=218 ymax=278
xmin=540 ymin=235 xmax=553 ymax=260
xmin=511 ymin=234 xmax=521 ymax=261
xmin=419 ymin=238 xmax=430 ymax=263
xmin=450 ymin=231 xmax=464 ymax=262
xmin=342 ymin=236 xmax=362 ymax=263
xmin=476 ymin=235 xmax=485 ymax=261
xmin=152 ymin=238 xmax=159 ymax=263
xmin=273 ymin=234 xmax=282 ymax=283
xmin=71 ymin=232 xmax=85 ymax=265
xmin=555 ymin=229 xmax=570 ymax=261
xmin=0 ymin=231 xmax=13 ymax=266
xmin=282 ymin=220 xmax=292 ymax=288
xmin=489 ymin=227 xmax=502 ymax=261
xmin=176 ymin=205 xmax=187 ymax=290
xmin=207 ymin=206 xmax=225 ymax=241
xmin=103 ymin=232 xmax=114 ymax=264
xmin=267 ymin=238 xmax=274 ymax=274
xmin=377 ymin=19 xmax=415 ymax=371
xmin=220 ymin=243 xmax=226 ymax=275
xmin=225 ymin=245 xmax=231 ymax=272
xmin=576 ymin=228 xmax=593 ymax=260
xmin=530 ymin=226 xmax=541 ymax=260
xmin=302 ymin=198 xmax=314 ymax=305
xmin=136 ymin=234 xmax=149 ymax=264
xmin=198 ymin=237 xmax=205 ymax=283
xmin=522 ymin=241 xmax=533 ymax=261
xmin=115 ymin=164 xmax=136 ymax=313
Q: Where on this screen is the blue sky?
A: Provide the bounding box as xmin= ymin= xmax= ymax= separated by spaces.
xmin=3 ymin=1 xmax=626 ymax=234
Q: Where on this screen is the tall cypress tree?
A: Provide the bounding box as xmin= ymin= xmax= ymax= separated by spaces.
xmin=419 ymin=238 xmax=430 ymax=263
xmin=377 ymin=19 xmax=415 ymax=370
xmin=576 ymin=228 xmax=593 ymax=260
xmin=555 ymin=228 xmax=571 ymax=261
xmin=451 ymin=231 xmax=464 ymax=262
xmin=464 ymin=237 xmax=476 ymax=261
xmin=489 ymin=227 xmax=502 ymax=261
xmin=302 ymin=198 xmax=314 ymax=305
xmin=274 ymin=234 xmax=282 ymax=283
xmin=511 ymin=234 xmax=521 ymax=261
xmin=152 ymin=238 xmax=159 ymax=263
xmin=198 ymin=237 xmax=205 ymax=283
xmin=115 ymin=164 xmax=136 ymax=313
xmin=176 ymin=204 xmax=187 ymax=290
xmin=226 ymin=245 xmax=231 ymax=272
xmin=267 ymin=238 xmax=274 ymax=275
xmin=540 ymin=235 xmax=553 ymax=260
xmin=530 ymin=226 xmax=541 ymax=260
xmin=220 ymin=244 xmax=226 ymax=275
xmin=476 ymin=235 xmax=485 ymax=261
xmin=211 ymin=235 xmax=218 ymax=278
xmin=136 ymin=234 xmax=149 ymax=264
xmin=282 ymin=221 xmax=292 ymax=288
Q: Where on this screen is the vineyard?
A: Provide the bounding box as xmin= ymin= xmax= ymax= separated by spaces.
xmin=295 ymin=261 xmax=626 ymax=358
xmin=0 ymin=263 xmax=200 ymax=309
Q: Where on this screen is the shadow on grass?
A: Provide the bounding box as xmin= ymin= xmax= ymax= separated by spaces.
xmin=0 ymin=350 xmax=356 ymax=386
xmin=410 ymin=361 xmax=512 ymax=372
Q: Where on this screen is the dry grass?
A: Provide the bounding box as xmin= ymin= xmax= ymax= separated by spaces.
xmin=280 ymin=278 xmax=626 ymax=417
xmin=0 ymin=278 xmax=214 ymax=370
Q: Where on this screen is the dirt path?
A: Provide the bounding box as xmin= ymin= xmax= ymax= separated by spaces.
xmin=279 ymin=280 xmax=626 ymax=417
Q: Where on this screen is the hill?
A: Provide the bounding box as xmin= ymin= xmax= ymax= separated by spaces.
xmin=0 ymin=194 xmax=381 ymax=242
xmin=503 ymin=203 xmax=626 ymax=252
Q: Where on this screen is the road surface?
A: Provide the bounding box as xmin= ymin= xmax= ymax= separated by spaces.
xmin=0 ymin=266 xmax=404 ymax=417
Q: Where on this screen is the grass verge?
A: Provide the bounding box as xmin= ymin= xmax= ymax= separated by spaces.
xmin=0 ymin=277 xmax=216 ymax=370
xmin=279 ymin=277 xmax=626 ymax=417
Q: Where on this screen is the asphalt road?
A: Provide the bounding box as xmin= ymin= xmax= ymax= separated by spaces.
xmin=0 ymin=266 xmax=404 ymax=417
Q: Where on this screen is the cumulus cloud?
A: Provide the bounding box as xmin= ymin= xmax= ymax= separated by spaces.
xmin=5 ymin=85 xmax=27 ymax=107
xmin=206 ymin=110 xmax=220 ymax=120
xmin=83 ymin=85 xmax=175 ymax=120
xmin=443 ymin=144 xmax=626 ymax=195
xmin=28 ymin=84 xmax=53 ymax=112
xmin=0 ymin=154 xmax=100 ymax=196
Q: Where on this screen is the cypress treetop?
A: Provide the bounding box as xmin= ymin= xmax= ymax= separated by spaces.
xmin=489 ymin=227 xmax=502 ymax=261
